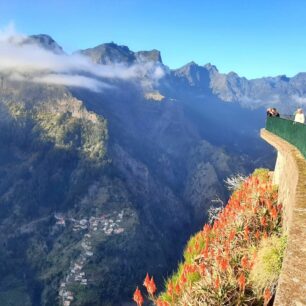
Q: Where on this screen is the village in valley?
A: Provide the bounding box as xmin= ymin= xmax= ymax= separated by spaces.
xmin=54 ymin=210 xmax=126 ymax=306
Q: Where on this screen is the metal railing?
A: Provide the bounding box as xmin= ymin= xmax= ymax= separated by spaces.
xmin=266 ymin=116 xmax=306 ymax=158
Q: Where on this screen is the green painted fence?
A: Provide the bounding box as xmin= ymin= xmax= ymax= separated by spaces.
xmin=266 ymin=116 xmax=306 ymax=158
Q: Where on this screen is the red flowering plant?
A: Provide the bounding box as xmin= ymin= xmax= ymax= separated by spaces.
xmin=133 ymin=273 xmax=160 ymax=306
xmin=133 ymin=169 xmax=285 ymax=305
xmin=133 ymin=287 xmax=144 ymax=306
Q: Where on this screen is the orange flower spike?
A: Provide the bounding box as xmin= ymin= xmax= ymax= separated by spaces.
xmin=175 ymin=284 xmax=180 ymax=295
xmin=198 ymin=263 xmax=206 ymax=275
xmin=266 ymin=199 xmax=272 ymax=210
xmin=167 ymin=282 xmax=173 ymax=295
xmin=213 ymin=220 xmax=219 ymax=230
xmin=261 ymin=216 xmax=267 ymax=227
xmin=158 ymin=300 xmax=170 ymax=306
xmin=220 ymin=258 xmax=229 ymax=272
xmin=155 ymin=299 xmax=165 ymax=306
xmin=225 ymin=245 xmax=230 ymax=258
xmin=180 ymin=273 xmax=187 ymax=285
xmin=190 ymin=264 xmax=197 ymax=273
xmin=186 ymin=246 xmax=192 ymax=254
xmin=203 ymin=224 xmax=211 ymax=233
xmin=241 ymin=255 xmax=249 ymax=269
xmin=216 ymin=255 xmax=222 ymax=266
xmin=147 ymin=277 xmax=157 ymax=296
xmin=244 ymin=226 xmax=250 ymax=240
xmin=133 ymin=287 xmax=144 ymax=306
xmin=263 ymin=231 xmax=268 ymax=239
xmin=202 ymin=246 xmax=209 ymax=259
xmin=214 ymin=275 xmax=221 ymax=289
xmin=229 ymin=229 xmax=236 ymax=241
xmin=195 ymin=241 xmax=200 ymax=252
xmin=264 ymin=288 xmax=272 ymax=305
xmin=255 ymin=230 xmax=260 ymax=240
xmin=271 ymin=207 xmax=278 ymax=220
xmin=277 ymin=203 xmax=283 ymax=212
xmin=184 ymin=264 xmax=189 ymax=274
xmin=249 ymin=258 xmax=255 ymax=269
xmin=238 ymin=273 xmax=246 ymax=291
xmin=143 ymin=273 xmax=150 ymax=288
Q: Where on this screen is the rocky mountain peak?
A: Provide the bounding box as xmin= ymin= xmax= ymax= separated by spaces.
xmin=80 ymin=42 xmax=135 ymax=64
xmin=227 ymin=71 xmax=240 ymax=80
xmin=175 ymin=61 xmax=200 ymax=74
xmin=277 ymin=75 xmax=290 ymax=82
xmin=173 ymin=61 xmax=210 ymax=88
xmin=25 ymin=34 xmax=64 ymax=54
xmin=204 ymin=63 xmax=219 ymax=74
xmin=80 ymin=42 xmax=163 ymax=65
xmin=135 ymin=49 xmax=162 ymax=63
xmin=184 ymin=61 xmax=198 ymax=68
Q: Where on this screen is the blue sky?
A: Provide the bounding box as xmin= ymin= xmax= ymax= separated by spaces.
xmin=1 ymin=0 xmax=306 ymax=79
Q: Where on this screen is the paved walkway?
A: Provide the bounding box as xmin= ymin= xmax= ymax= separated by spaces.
xmin=261 ymin=129 xmax=306 ymax=306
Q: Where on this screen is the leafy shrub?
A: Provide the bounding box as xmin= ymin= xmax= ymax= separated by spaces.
xmin=252 ymin=168 xmax=270 ymax=181
xmin=250 ymin=235 xmax=287 ymax=294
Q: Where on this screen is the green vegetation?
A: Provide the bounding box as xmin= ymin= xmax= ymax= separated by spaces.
xmin=0 ymin=95 xmax=176 ymax=305
xmin=0 ymin=286 xmax=32 ymax=306
xmin=4 ymin=100 xmax=108 ymax=162
xmin=0 ymin=93 xmax=113 ymax=305
xmin=35 ymin=111 xmax=107 ymax=161
xmin=250 ymin=235 xmax=287 ymax=294
xmin=252 ymin=168 xmax=271 ymax=181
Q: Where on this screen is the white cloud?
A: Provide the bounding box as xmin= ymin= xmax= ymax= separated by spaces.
xmin=0 ymin=21 xmax=26 ymax=44
xmin=32 ymin=74 xmax=113 ymax=92
xmin=269 ymin=94 xmax=281 ymax=104
xmin=0 ymin=24 xmax=165 ymax=91
xmin=0 ymin=21 xmax=17 ymax=40
xmin=292 ymin=95 xmax=306 ymax=105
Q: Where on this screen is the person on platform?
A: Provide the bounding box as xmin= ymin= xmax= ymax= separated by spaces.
xmin=267 ymin=108 xmax=280 ymax=117
xmin=266 ymin=108 xmax=273 ymax=117
xmin=294 ymin=108 xmax=305 ymax=124
xmin=271 ymin=108 xmax=280 ymax=117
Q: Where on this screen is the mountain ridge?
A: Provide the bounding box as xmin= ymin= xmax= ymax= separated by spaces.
xmin=79 ymin=42 xmax=163 ymax=65
xmin=12 ymin=33 xmax=306 ymax=114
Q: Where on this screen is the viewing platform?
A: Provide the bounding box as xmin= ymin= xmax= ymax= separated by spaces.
xmin=261 ymin=116 xmax=306 ymax=306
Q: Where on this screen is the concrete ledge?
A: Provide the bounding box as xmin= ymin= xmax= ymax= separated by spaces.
xmin=261 ymin=129 xmax=306 ymax=306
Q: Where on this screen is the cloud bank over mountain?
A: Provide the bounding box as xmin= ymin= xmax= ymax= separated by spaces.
xmin=3 ymin=22 xmax=306 ymax=112
xmin=0 ymin=23 xmax=165 ymax=92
